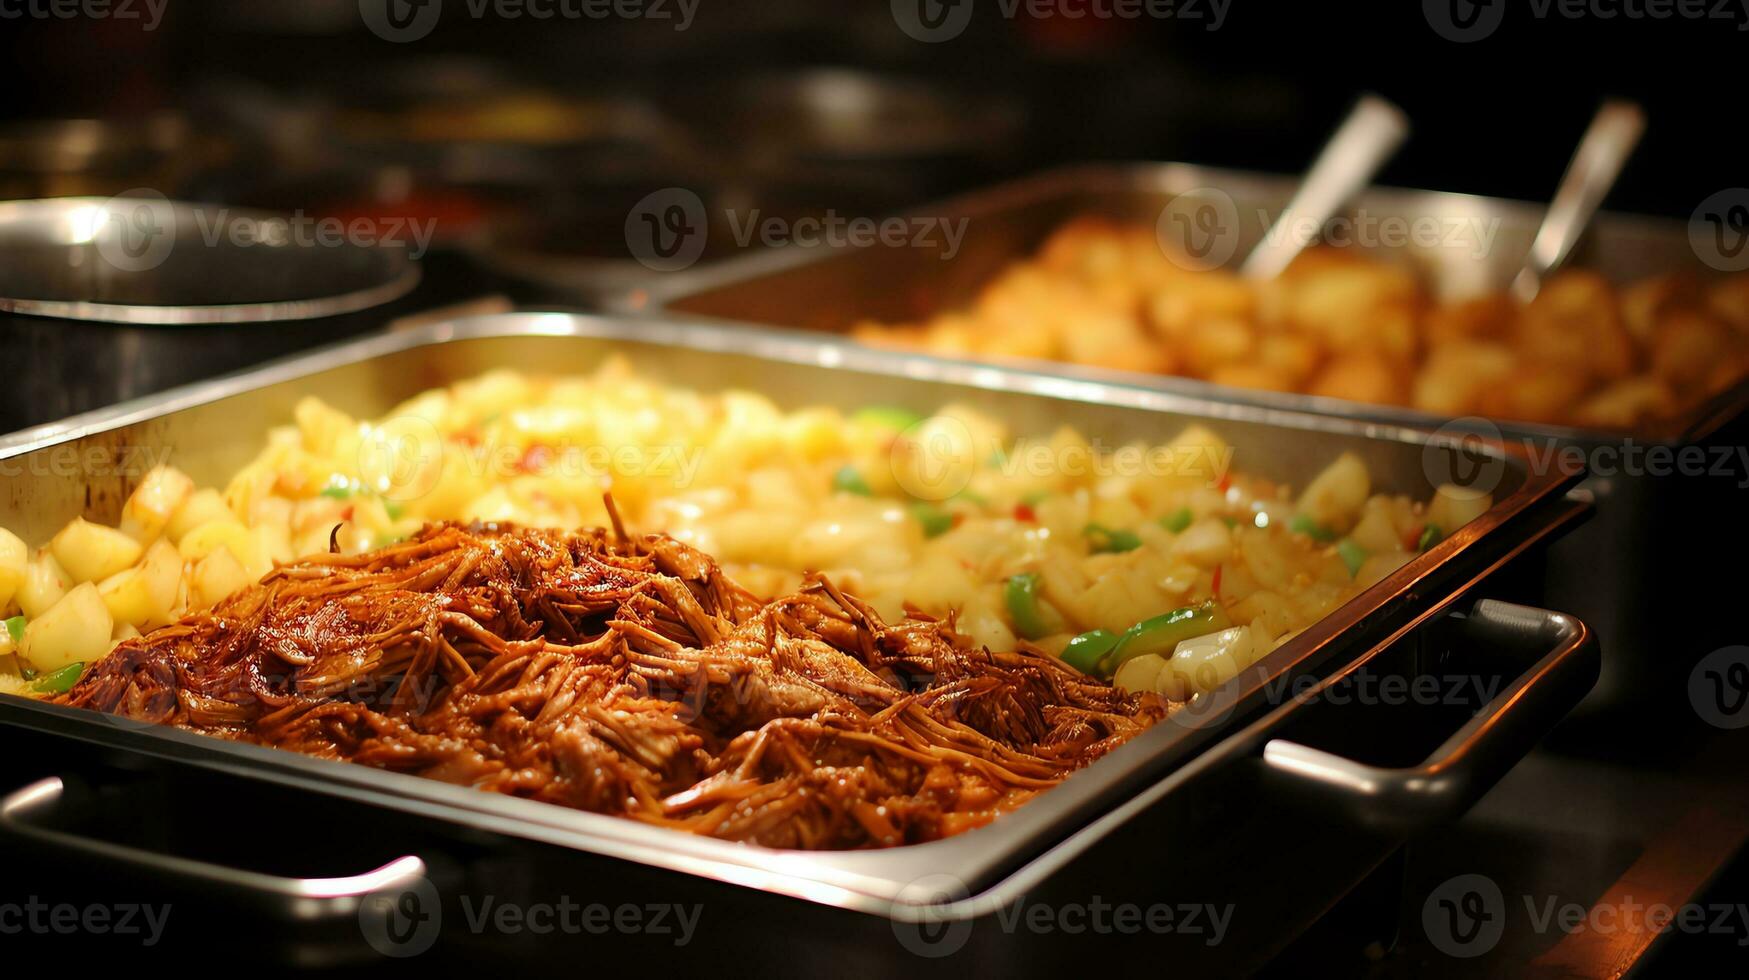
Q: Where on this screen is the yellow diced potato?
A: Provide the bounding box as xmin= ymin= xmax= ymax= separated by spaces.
xmin=1162 ymin=424 xmax=1233 ymax=485
xmin=20 ymin=582 xmax=112 ymax=672
xmin=190 ymin=547 xmax=253 ymax=611
xmin=1349 ymin=504 xmax=1404 ymax=554
xmin=1114 ymin=652 xmax=1168 ymax=696
xmin=118 ymin=465 xmax=195 ymax=543
xmin=0 ymin=527 xmax=26 ymax=610
xmin=18 ymin=550 xmax=72 ymax=619
xmin=1356 ymin=551 xmax=1414 ymax=590
xmin=177 ymin=520 xmax=259 ymax=568
xmin=112 ymin=621 xmax=142 ymax=643
xmin=1426 ymin=484 xmax=1493 ymax=533
xmin=96 ymin=540 xmax=181 ymax=630
xmin=253 ymin=525 xmax=293 ymax=572
xmin=294 ymin=395 xmax=359 ymax=457
xmin=1170 ymin=517 xmax=1233 ymax=567
xmin=165 ymin=488 xmax=236 ymax=543
xmin=1296 ymin=453 xmax=1371 ymax=531
xmin=50 ymin=518 xmax=144 ymax=584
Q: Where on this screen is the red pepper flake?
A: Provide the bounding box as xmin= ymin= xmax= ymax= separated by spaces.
xmin=1211 ymin=564 xmax=1223 ymax=600
xmin=951 ymin=513 xmax=966 ymax=529
xmin=1215 ymin=472 xmax=1232 ymax=494
xmin=340 ymin=505 xmax=355 ymax=522
xmin=1013 ymin=502 xmax=1037 ymax=523
xmin=1402 ymin=522 xmax=1424 ymax=552
xmin=518 ymin=443 xmax=553 ymax=473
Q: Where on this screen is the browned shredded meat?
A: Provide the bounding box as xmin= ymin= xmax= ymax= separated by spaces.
xmin=59 ymin=523 xmax=1167 ymax=848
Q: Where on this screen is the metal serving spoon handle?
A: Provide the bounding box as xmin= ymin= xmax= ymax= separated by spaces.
xmin=1241 ymin=94 xmax=1410 ymax=281
xmin=1510 ymin=100 xmax=1646 ymax=303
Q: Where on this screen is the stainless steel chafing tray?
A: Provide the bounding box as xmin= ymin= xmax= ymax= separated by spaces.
xmin=0 ymin=315 xmax=1596 ymax=970
xmin=647 ymin=162 xmax=1736 ymax=447
xmin=649 ymin=164 xmax=1741 ymax=718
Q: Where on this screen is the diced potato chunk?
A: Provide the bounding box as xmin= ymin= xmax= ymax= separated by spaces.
xmin=50 ymin=518 xmax=144 ymax=584
xmin=165 ymin=488 xmax=236 ymax=543
xmin=18 ymin=550 xmax=73 ymax=619
xmin=1296 ymin=453 xmax=1371 ymax=531
xmin=1426 ymin=484 xmax=1493 ymax=533
xmin=177 ymin=520 xmax=260 ymax=568
xmin=97 ymin=539 xmax=181 ymax=630
xmin=1113 ymin=652 xmax=1168 ymax=696
xmin=20 ymin=582 xmax=112 ymax=672
xmin=119 ymin=466 xmax=196 ymax=543
xmin=0 ymin=527 xmax=26 ymax=610
xmin=190 ymin=547 xmax=252 ymax=611
xmin=1169 ymin=517 xmax=1233 ymax=567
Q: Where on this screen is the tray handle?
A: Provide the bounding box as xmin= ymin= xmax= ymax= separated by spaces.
xmin=0 ymin=775 xmax=427 ymax=921
xmin=1260 ymin=599 xmax=1597 ymax=833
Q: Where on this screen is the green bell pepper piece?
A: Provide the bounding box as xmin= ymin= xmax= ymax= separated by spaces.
xmin=1100 ymin=599 xmax=1231 ymax=676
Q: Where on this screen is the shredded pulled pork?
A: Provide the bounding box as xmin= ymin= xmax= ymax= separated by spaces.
xmin=59 ymin=523 xmax=1165 ymax=848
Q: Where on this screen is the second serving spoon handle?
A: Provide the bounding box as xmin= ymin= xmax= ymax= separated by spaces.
xmin=1510 ymin=100 xmax=1647 ymax=303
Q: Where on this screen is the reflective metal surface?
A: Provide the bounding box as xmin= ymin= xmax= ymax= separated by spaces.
xmin=0 ymin=196 xmax=421 ymax=325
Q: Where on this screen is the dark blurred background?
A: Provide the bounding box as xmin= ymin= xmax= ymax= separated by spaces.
xmin=1 ymin=0 xmax=1738 ymax=430
xmin=0 ymin=0 xmax=1737 ymax=215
